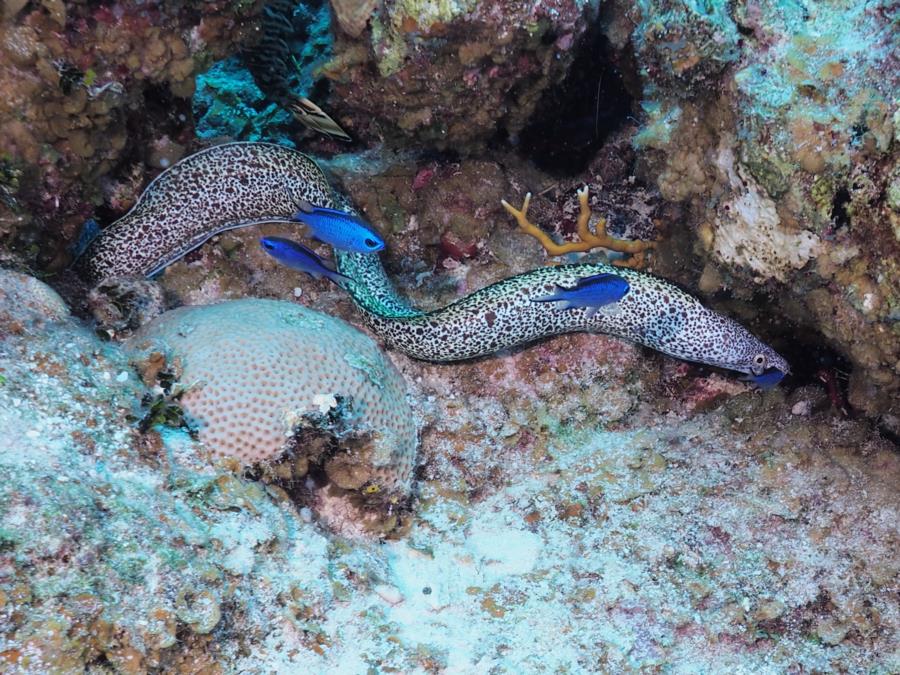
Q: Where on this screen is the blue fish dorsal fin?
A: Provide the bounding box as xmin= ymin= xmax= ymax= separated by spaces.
xmin=296 ymin=205 xmax=379 ymax=231
xmin=309 ymin=206 xmax=365 ymax=223
xmin=572 ymin=272 xmax=629 ymax=294
xmin=532 ymin=272 xmax=630 ymax=308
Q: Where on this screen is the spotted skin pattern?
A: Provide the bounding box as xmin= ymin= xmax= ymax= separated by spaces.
xmin=78 ymin=143 xmax=334 ymax=281
xmin=80 ymin=142 xmax=789 ymax=378
xmin=336 ymin=252 xmax=789 ymax=376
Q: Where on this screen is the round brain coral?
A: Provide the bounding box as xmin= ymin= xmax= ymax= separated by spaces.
xmin=125 ymin=299 xmax=417 ymax=496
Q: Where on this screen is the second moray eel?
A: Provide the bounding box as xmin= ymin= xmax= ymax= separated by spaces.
xmin=78 ymin=142 xmax=789 ymax=380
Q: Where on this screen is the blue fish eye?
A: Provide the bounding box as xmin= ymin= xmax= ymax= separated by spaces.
xmin=365 ymin=238 xmax=379 ymax=249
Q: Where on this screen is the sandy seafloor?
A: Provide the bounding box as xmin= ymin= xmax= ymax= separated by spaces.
xmin=0 ymin=267 xmax=897 ymax=673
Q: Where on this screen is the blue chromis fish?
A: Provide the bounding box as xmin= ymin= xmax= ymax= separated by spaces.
xmin=532 ymin=272 xmax=630 ymax=318
xmin=260 ymin=236 xmax=351 ymax=286
xmin=741 ymin=367 xmax=787 ymax=390
xmin=292 ymin=203 xmax=385 ymax=253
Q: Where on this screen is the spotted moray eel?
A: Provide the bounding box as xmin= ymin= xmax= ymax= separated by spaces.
xmin=79 ymin=142 xmax=790 ymax=378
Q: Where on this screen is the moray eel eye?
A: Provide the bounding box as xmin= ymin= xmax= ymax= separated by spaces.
xmin=751 ymin=353 xmax=768 ymax=375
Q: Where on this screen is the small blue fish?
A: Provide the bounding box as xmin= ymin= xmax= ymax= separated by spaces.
xmin=260 ymin=236 xmax=351 ymax=287
xmin=741 ymin=367 xmax=786 ymax=390
xmin=292 ymin=204 xmax=385 ymax=253
xmin=532 ymin=272 xmax=630 ymax=318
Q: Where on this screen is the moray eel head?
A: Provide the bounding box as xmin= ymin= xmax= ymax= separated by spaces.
xmin=692 ymin=310 xmax=790 ymax=385
xmin=736 ymin=337 xmax=790 ymax=383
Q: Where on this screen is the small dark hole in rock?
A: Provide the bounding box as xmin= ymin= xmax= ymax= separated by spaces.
xmin=516 ymin=27 xmax=633 ymax=175
xmin=831 ymin=187 xmax=851 ymax=230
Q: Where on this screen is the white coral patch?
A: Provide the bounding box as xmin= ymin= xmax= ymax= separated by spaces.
xmin=312 ymin=393 xmax=339 ymax=415
xmin=712 ymin=143 xmax=821 ymax=282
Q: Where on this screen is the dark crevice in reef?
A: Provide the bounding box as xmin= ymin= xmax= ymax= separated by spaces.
xmin=878 ymin=423 xmax=900 ymax=448
xmin=736 ymin=296 xmax=854 ymax=396
xmin=515 ymin=27 xmax=634 ymax=176
xmin=706 ymin=292 xmax=860 ymax=411
xmin=140 ymin=83 xmax=193 ymax=133
xmin=830 ymin=186 xmax=852 ymax=231
xmin=772 ymin=330 xmax=853 ymax=393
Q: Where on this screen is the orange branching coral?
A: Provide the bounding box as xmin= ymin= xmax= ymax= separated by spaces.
xmin=502 ymin=187 xmax=656 ymax=268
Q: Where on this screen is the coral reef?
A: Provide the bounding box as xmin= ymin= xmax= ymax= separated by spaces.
xmin=322 ymin=0 xmax=599 ymax=147
xmin=2 ymin=269 xmax=897 ymax=672
xmin=126 ymin=298 xmax=418 ymax=498
xmin=0 ymin=0 xmax=898 ymax=669
xmin=632 ymin=0 xmax=740 ymax=94
xmin=0 ymin=0 xmax=264 ymax=265
xmin=603 ymin=0 xmax=900 ymax=428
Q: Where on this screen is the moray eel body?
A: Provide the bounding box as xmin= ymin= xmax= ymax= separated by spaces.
xmin=79 ymin=142 xmax=790 ymax=379
xmin=78 ymin=143 xmax=331 ymax=281
xmin=336 ymin=251 xmax=789 ymax=376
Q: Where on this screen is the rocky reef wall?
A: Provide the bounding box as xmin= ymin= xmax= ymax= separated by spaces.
xmin=0 ymin=0 xmax=265 ymax=267
xmin=601 ymin=0 xmax=899 ymax=428
xmin=0 ymin=2 xmax=898 ymax=670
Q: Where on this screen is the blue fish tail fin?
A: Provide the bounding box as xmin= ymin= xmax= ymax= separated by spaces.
xmin=303 ymin=269 xmax=324 ymax=281
xmin=532 ymin=290 xmax=572 ymax=309
xmin=70 ymin=219 xmax=101 ymax=259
